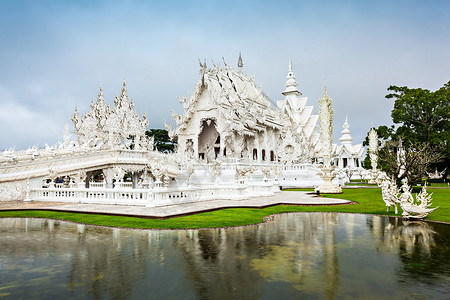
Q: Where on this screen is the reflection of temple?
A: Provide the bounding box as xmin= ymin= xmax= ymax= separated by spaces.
xmin=173 ymin=213 xmax=340 ymax=298
xmin=2 ymin=214 xmax=449 ymax=298
xmin=0 ymin=215 xmax=343 ymax=299
xmin=0 ymin=218 xmax=156 ymax=299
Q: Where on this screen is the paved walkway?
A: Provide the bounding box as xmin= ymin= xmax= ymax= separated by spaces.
xmin=0 ymin=191 xmax=350 ymax=218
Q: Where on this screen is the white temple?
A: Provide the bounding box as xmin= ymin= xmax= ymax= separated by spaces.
xmin=333 ymin=115 xmax=364 ymax=169
xmin=166 ymin=58 xmax=322 ymax=166
xmin=166 ymin=60 xmax=316 ymax=165
xmin=0 ymin=55 xmax=366 ymax=205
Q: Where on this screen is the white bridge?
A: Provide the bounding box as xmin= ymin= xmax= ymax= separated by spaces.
xmin=0 ymin=146 xmax=279 ymax=206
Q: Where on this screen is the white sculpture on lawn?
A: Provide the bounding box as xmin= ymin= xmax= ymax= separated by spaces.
xmin=368 ymin=127 xmax=379 ymax=183
xmin=317 ymin=83 xmax=342 ymax=193
xmin=379 ymin=177 xmax=400 ymax=214
xmin=379 ymin=178 xmax=438 ymax=219
xmin=398 ymin=182 xmax=438 ymax=219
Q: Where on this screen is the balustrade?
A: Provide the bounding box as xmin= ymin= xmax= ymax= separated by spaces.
xmin=29 ymin=177 xmax=279 ymax=207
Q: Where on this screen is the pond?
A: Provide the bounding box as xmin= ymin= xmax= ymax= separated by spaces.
xmin=0 ymin=213 xmax=449 ymax=299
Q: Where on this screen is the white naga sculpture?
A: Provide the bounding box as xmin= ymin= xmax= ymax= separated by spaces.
xmin=379 ymin=178 xmax=400 ymax=214
xmin=398 ymin=182 xmax=438 ymax=219
xmin=380 ymin=178 xmax=438 ymax=219
xmin=317 ymin=83 xmax=342 ymax=193
xmin=368 ymin=127 xmax=378 ymax=183
xmin=426 ymin=167 xmax=446 ymax=180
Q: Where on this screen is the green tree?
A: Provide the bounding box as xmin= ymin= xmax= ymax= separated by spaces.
xmin=145 ymin=129 xmax=177 ymax=153
xmin=363 ymin=81 xmax=449 ymax=182
xmin=386 ymin=81 xmax=449 ymax=172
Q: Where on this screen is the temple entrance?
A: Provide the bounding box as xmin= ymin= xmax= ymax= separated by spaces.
xmin=198 ymin=118 xmax=220 ymax=162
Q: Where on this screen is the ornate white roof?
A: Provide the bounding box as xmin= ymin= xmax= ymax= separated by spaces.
xmin=169 ymin=59 xmax=283 ymax=138
xmin=72 ymin=81 xmax=151 ymax=150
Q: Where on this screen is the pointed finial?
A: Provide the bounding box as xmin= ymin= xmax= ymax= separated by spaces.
xmin=282 ymin=59 xmax=300 ymax=96
xmin=323 ymin=78 xmax=327 ymax=96
xmin=345 ymin=112 xmax=348 ymax=123
xmin=123 ymin=79 xmax=126 ymax=87
xmin=237 ymin=51 xmax=243 ymax=68
xmin=99 ymin=83 xmax=103 ymax=92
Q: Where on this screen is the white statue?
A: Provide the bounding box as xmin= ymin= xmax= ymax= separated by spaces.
xmin=399 ymin=182 xmax=438 ymax=219
xmin=379 ymin=178 xmax=400 ymax=214
xmin=368 ymin=127 xmax=378 ymax=183
xmin=317 ymin=82 xmax=341 ymax=194
xmin=426 ymin=167 xmax=446 ymax=180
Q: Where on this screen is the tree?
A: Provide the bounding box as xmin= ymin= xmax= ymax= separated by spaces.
xmin=378 ymin=140 xmax=443 ymax=184
xmin=386 ymin=81 xmax=450 ymax=174
xmin=363 ymin=81 xmax=449 ymax=183
xmin=145 ymin=129 xmax=177 ymax=153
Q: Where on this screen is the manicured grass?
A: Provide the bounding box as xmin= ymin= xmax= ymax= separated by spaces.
xmin=0 ymin=188 xmax=448 ymax=229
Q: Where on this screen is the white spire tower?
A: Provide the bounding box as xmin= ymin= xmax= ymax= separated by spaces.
xmin=317 ymin=81 xmax=342 ymax=193
xmin=282 ymin=60 xmax=301 ymax=96
xmin=339 ymin=114 xmax=353 ymax=145
xmin=237 ymin=51 xmax=243 ymax=71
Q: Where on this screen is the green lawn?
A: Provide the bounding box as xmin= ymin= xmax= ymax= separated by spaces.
xmin=0 ymin=188 xmax=448 ymax=229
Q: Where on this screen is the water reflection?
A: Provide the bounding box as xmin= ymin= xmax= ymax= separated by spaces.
xmin=0 ymin=213 xmax=449 ymax=299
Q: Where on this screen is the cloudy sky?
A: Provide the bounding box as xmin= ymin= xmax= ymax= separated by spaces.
xmin=1 ymin=0 xmax=449 ymax=150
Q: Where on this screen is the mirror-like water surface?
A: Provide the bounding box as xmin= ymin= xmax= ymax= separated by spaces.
xmin=1 ymin=213 xmax=449 ymax=299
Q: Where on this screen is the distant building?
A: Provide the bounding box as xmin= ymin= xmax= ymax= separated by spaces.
xmin=333 ymin=116 xmax=364 ymax=169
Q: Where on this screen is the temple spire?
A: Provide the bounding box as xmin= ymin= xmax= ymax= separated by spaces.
xmin=282 ymin=60 xmax=301 ymax=96
xmin=339 ymin=114 xmax=353 ymax=144
xmin=237 ymin=51 xmax=243 ymax=70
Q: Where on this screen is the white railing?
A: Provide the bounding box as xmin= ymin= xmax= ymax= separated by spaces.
xmin=119 ymin=150 xmax=145 ymax=160
xmin=283 ymin=163 xmax=317 ymax=171
xmin=115 ymin=182 xmax=133 ymax=189
xmin=29 ymin=178 xmax=280 ymax=207
xmin=89 ymin=181 xmax=105 ymax=188
xmin=31 ymin=187 xmax=152 ymax=206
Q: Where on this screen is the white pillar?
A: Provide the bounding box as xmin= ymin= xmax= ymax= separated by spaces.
xmin=103 ymin=168 xmax=114 ymax=189
xmin=132 ymin=172 xmax=140 ymax=189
